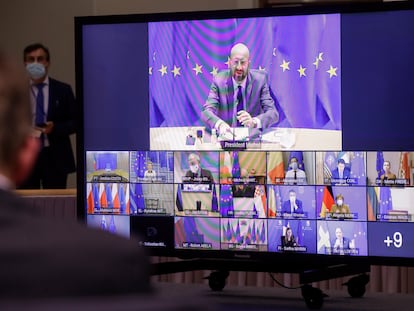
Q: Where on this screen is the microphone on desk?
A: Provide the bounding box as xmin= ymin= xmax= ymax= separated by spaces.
xmin=222 ymin=127 xmax=235 ymax=141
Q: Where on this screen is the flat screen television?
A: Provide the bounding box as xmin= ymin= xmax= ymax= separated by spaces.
xmin=76 ymin=1 xmax=414 ymax=268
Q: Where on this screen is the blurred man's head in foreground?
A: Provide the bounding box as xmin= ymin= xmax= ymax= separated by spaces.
xmin=0 ymin=51 xmax=40 ymax=187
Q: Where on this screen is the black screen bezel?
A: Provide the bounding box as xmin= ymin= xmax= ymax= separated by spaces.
xmin=75 ymin=1 xmax=414 ymax=267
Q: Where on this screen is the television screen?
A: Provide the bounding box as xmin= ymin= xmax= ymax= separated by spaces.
xmin=76 ymin=1 xmax=414 ymax=266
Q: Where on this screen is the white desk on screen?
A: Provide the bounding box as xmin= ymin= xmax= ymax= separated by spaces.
xmin=150 ymin=127 xmax=341 ymax=151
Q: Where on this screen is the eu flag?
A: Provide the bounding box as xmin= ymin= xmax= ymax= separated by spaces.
xmin=379 ymin=187 xmax=393 ymax=216
xmin=235 ymin=220 xmax=243 ymax=244
xmin=260 ymin=221 xmax=266 ymax=243
xmin=211 ymin=185 xmax=219 ymax=212
xmin=130 ymin=183 xmax=144 ymax=214
xmin=176 ymin=185 xmax=183 ymax=212
xmin=376 ymin=151 xmax=385 ymax=179
xmin=132 ymin=151 xmax=146 ymax=179
xmin=109 ymin=215 xmax=117 ymax=234
xmin=245 ymin=225 xmax=252 ymax=245
xmin=184 ymin=217 xmax=203 ymax=243
xmin=324 ymin=152 xmax=337 ymax=178
xmin=119 ymin=183 xmax=127 ymax=214
xmin=225 ymin=220 xmax=232 ymax=241
xmin=232 ymin=151 xmax=241 ymax=179
xmin=105 ymin=183 xmax=113 ymax=208
xmin=96 ymin=152 xmax=117 ymax=171
xmin=251 ymin=221 xmax=257 ymax=244
xmin=220 ymin=185 xmax=234 ymax=217
xmin=100 ymin=215 xmax=107 ymax=231
xmin=350 ymin=151 xmax=366 ymax=185
xmin=92 ymin=182 xmax=100 ymax=210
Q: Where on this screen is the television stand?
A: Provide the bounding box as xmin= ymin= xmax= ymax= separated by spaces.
xmin=151 ymin=258 xmax=370 ymax=309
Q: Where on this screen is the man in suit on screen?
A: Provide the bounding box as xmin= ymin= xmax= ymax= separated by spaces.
xmin=281 ymin=189 xmax=303 ymax=216
xmin=202 ymin=43 xmax=278 ymax=137
xmin=332 ymin=227 xmax=351 ymax=255
xmin=331 ymin=158 xmax=351 ymax=180
xmin=184 ymin=153 xmax=214 ymax=184
xmin=284 ymin=156 xmax=307 ymax=185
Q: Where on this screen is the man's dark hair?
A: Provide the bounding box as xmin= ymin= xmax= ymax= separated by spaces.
xmin=23 ymin=43 xmax=50 ymax=62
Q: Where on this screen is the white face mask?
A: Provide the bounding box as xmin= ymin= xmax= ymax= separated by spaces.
xmin=289 ymin=196 xmax=296 ymax=203
xmin=337 ymin=199 xmax=343 ymax=206
xmin=26 ymin=62 xmax=46 ymax=80
xmin=190 ymin=164 xmax=199 ymax=174
xmin=290 ymin=162 xmax=298 ymax=170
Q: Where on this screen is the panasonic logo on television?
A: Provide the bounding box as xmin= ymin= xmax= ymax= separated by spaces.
xmin=234 ymin=254 xmax=251 ymax=259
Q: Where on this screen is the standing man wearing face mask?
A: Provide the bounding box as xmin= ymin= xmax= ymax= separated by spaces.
xmin=20 ymin=43 xmax=76 ymax=189
xmin=184 ymin=153 xmax=214 ymax=184
xmin=284 ymin=156 xmax=307 ymax=185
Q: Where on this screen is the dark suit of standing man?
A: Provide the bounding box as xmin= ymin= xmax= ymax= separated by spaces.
xmin=202 ymin=43 xmax=278 ymax=136
xmin=20 ymin=43 xmax=76 ymax=189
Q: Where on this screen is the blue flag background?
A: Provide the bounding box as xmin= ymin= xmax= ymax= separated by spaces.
xmin=376 ymin=151 xmax=385 ymax=179
xmin=149 ymin=14 xmax=341 ymax=130
xmin=95 ymin=152 xmax=117 ymax=171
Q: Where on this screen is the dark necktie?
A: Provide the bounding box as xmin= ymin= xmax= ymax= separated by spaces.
xmin=237 ymin=85 xmax=243 ymax=126
xmin=35 ymin=83 xmax=46 ymax=147
xmin=293 ymin=170 xmax=297 ymax=185
xmin=35 ymin=83 xmax=46 ymax=126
